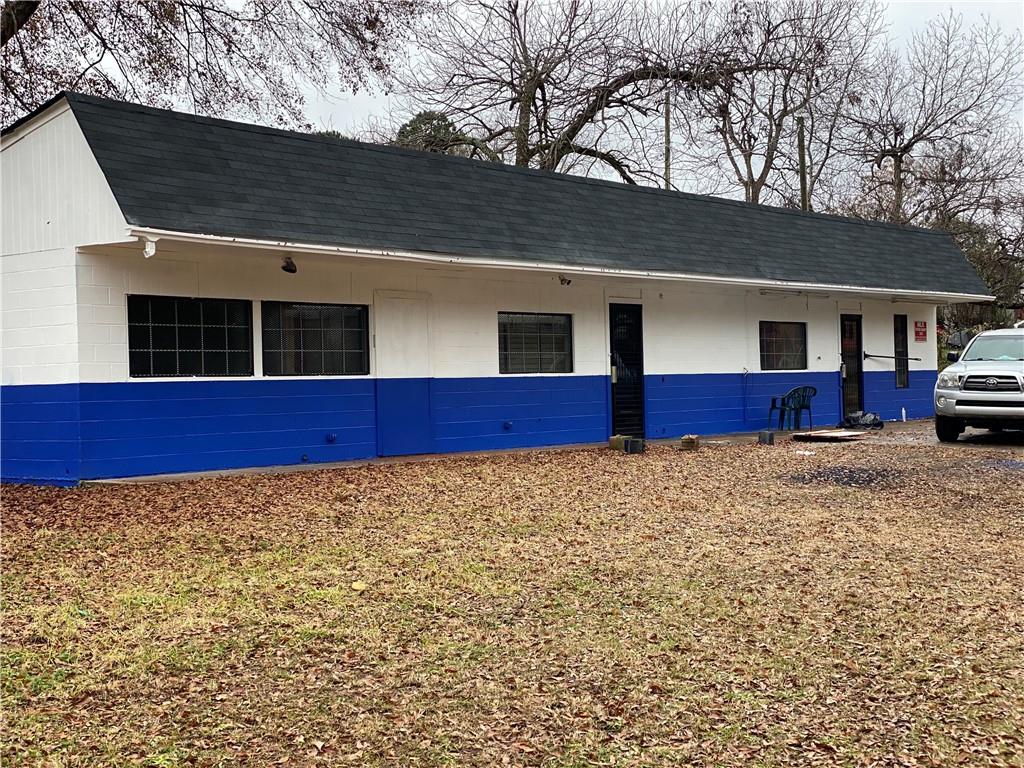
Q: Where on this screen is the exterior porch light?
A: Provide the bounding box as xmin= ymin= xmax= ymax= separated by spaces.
xmin=281 ymin=255 xmax=297 ymax=274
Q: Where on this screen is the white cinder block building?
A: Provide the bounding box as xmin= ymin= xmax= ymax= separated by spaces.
xmin=1 ymin=93 xmax=990 ymax=485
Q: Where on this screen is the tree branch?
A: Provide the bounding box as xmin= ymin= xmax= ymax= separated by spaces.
xmin=564 ymin=143 xmax=637 ymax=184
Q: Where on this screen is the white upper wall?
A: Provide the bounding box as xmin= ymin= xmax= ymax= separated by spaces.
xmin=68 ymin=242 xmax=940 ymax=386
xmin=73 ymin=244 xmax=616 ymax=382
xmin=860 ymin=298 xmax=937 ymax=374
xmin=1 ymin=248 xmax=80 ymax=385
xmin=1 ymin=102 xmax=130 ymax=385
xmin=1 ymin=102 xmax=127 ymax=256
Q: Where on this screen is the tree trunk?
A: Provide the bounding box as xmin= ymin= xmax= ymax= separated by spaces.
xmin=514 ymin=79 xmax=537 ymax=167
xmin=891 ymin=154 xmax=904 ymax=223
xmin=1 ymin=1 xmax=40 ymax=47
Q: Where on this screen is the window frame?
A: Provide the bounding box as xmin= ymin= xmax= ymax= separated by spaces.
xmin=261 ymin=300 xmax=371 ymax=377
xmin=893 ymin=314 xmax=909 ymax=389
xmin=127 ymin=294 xmax=254 ymax=379
xmin=497 ymin=311 xmax=574 ymax=375
xmin=758 ymin=320 xmax=808 ymax=371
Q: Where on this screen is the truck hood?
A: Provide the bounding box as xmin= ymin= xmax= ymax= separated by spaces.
xmin=946 ymin=360 xmax=1024 ymax=375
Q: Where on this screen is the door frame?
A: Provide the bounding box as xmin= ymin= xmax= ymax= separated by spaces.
xmin=608 ymin=301 xmax=646 ymax=438
xmin=373 ymin=290 xmax=433 ymax=457
xmin=839 ymin=313 xmax=864 ymax=417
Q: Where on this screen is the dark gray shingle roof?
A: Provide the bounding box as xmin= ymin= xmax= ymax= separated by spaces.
xmin=57 ymin=93 xmax=988 ymax=296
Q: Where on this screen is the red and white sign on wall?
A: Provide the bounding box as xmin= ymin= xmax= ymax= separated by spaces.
xmin=914 ymin=320 xmax=928 ymax=343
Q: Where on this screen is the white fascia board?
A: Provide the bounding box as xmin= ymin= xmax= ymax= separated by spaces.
xmin=125 ymin=226 xmax=995 ymax=305
xmin=1 ymin=100 xmax=71 ymax=149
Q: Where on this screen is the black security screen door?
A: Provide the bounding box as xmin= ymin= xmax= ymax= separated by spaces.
xmin=840 ymin=314 xmax=864 ymax=417
xmin=609 ymin=303 xmax=645 ymax=437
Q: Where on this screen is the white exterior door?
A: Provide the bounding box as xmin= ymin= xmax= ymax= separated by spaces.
xmin=374 ymin=291 xmax=431 ymax=377
xmin=373 ymin=291 xmax=432 ymax=455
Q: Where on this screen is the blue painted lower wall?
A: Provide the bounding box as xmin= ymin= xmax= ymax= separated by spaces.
xmin=1 ymin=383 xmax=81 ymax=486
xmin=76 ymin=379 xmax=377 ymax=480
xmin=431 ymin=375 xmax=609 ymax=453
xmin=863 ymin=369 xmax=937 ymax=421
xmin=645 ymin=371 xmax=844 ymax=437
xmin=1 ymin=369 xmax=937 ymax=484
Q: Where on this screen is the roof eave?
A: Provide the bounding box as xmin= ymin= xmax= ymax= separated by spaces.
xmin=1 ymin=92 xmax=72 ymax=139
xmin=123 ymin=226 xmax=995 ymax=305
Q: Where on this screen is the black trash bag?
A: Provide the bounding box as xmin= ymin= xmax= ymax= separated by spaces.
xmin=839 ymin=411 xmax=885 ymax=429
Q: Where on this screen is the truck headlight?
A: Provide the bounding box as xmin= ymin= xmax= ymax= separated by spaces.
xmin=936 ymin=372 xmax=959 ymax=389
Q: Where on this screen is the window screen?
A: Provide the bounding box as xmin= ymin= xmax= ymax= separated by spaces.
xmin=128 ymin=295 xmax=252 ymax=377
xmin=262 ymin=302 xmax=369 ymax=376
xmin=894 ymin=314 xmax=909 ymax=389
xmin=498 ymin=312 xmax=573 ymax=374
xmin=759 ymin=321 xmax=808 ymax=370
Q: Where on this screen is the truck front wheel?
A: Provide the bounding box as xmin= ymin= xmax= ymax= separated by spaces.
xmin=935 ymin=415 xmax=964 ymax=443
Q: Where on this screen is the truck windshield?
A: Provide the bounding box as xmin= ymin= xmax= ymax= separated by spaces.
xmin=962 ymin=336 xmax=1024 ymax=361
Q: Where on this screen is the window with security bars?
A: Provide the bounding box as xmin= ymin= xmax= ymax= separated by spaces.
xmin=894 ymin=314 xmax=909 ymax=388
xmin=262 ymin=302 xmax=369 ymax=376
xmin=498 ymin=312 xmax=573 ymax=374
xmin=128 ymin=295 xmax=253 ymax=377
xmin=759 ymin=321 xmax=807 ymax=371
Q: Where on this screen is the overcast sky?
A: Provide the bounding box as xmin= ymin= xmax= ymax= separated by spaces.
xmin=301 ymin=0 xmax=1024 ymax=134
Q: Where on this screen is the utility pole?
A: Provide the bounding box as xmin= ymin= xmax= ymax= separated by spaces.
xmin=796 ymin=114 xmax=809 ymax=211
xmin=664 ymin=90 xmax=671 ymax=190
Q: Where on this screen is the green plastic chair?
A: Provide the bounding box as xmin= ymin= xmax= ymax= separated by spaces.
xmin=768 ymin=386 xmax=817 ymax=430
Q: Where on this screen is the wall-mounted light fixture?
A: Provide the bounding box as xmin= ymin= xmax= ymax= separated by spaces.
xmin=558 ymin=274 xmax=572 ymax=286
xmin=142 ymin=236 xmax=158 ymax=258
xmin=281 ymin=255 xmax=297 ymax=274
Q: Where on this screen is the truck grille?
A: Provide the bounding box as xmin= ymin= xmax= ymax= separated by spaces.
xmin=962 ymin=375 xmax=1022 ymax=392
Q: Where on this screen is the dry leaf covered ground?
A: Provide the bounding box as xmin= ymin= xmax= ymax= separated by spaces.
xmin=2 ymin=432 xmax=1023 ymax=767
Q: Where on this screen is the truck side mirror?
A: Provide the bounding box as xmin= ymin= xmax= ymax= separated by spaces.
xmin=946 ymin=351 xmax=959 ymax=362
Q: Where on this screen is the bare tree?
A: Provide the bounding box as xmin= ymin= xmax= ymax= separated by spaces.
xmin=1 ymin=0 xmax=430 ymax=127
xmin=841 ymin=13 xmax=1023 ymax=225
xmin=393 ymin=0 xmax=778 ymax=184
xmin=829 ymin=12 xmax=1024 ymax=319
xmin=672 ymin=0 xmax=882 ymax=206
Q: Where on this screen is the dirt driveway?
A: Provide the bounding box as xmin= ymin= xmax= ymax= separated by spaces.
xmin=869 ymin=418 xmax=1024 ymax=452
xmin=3 ymin=434 xmax=1022 ymax=766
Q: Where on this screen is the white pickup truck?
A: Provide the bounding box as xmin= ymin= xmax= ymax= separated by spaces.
xmin=934 ymin=327 xmax=1024 ymax=442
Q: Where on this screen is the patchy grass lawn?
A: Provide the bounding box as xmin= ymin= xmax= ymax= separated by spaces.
xmin=2 ymin=438 xmax=1023 ymax=767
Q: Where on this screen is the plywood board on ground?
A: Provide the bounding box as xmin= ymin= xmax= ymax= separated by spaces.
xmin=792 ymin=429 xmax=869 ymax=442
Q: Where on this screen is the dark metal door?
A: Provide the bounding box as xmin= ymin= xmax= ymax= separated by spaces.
xmin=840 ymin=314 xmax=863 ymax=417
xmin=609 ymin=303 xmax=645 ymax=437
